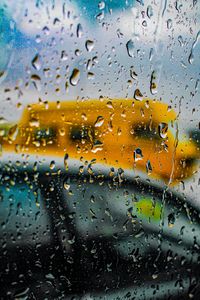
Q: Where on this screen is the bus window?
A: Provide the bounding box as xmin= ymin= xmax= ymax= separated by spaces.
xmin=34 ymin=128 xmax=56 ymax=144
xmin=70 ymin=126 xmax=95 ymax=143
xmin=131 ymin=124 xmax=161 ymax=140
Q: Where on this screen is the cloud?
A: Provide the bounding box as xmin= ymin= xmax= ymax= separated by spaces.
xmin=114 ymin=0 xmax=199 ymax=44
xmin=11 ymin=0 xmax=82 ymax=37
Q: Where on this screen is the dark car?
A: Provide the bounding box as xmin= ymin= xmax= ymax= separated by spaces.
xmin=1 ymin=159 xmax=200 ymax=299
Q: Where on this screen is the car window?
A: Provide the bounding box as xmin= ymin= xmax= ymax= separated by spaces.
xmin=70 ymin=125 xmax=95 ymax=143
xmin=0 ymin=173 xmax=51 ymax=247
xmin=34 ymin=127 xmax=57 ymax=144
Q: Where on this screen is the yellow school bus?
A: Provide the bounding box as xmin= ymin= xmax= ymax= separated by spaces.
xmin=1 ymin=98 xmax=199 ymax=184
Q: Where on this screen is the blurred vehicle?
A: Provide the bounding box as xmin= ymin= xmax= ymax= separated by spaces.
xmin=1 ymin=98 xmax=199 ymax=184
xmin=1 ymin=159 xmax=200 ymax=299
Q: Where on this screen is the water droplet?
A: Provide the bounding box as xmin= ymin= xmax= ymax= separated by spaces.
xmin=0 ymin=117 xmax=7 ymax=125
xmin=31 ymin=74 xmax=41 ymax=91
xmin=90 ymin=195 xmax=95 ymax=203
xmin=142 ymin=20 xmax=147 ymax=27
xmin=56 ymin=101 xmax=61 ymax=109
xmin=178 ymin=35 xmax=184 ymax=47
xmin=61 ymin=50 xmax=68 ymax=61
xmin=79 ymin=166 xmax=86 ymax=176
xmin=94 ymin=116 xmax=104 ymax=127
xmin=117 ymin=127 xmax=122 ymax=136
xmin=91 ymin=140 xmax=103 ymax=153
xmin=8 ymin=125 xmax=18 ymax=141
xmin=45 ymin=273 xmax=55 ymax=280
xmin=75 ymin=49 xmax=81 ymax=56
xmin=81 ymin=113 xmax=87 ymax=121
xmin=76 ymin=23 xmax=83 ymax=38
xmin=106 ymin=101 xmax=114 ymax=109
xmin=0 ymin=71 xmax=6 ymax=80
xmin=96 ymin=11 xmax=104 ymax=21
xmin=152 ymin=273 xmax=158 ymax=279
xmin=126 ymin=39 xmax=134 ymax=57
xmin=17 ymin=102 xmax=22 ymax=109
xmin=14 ymin=287 xmax=30 ymax=298
xmin=188 ymin=52 xmax=194 ymax=64
xmin=146 ymin=160 xmax=152 ymax=175
xmin=65 ymin=81 xmax=69 ymax=93
xmin=87 ymin=72 xmax=95 ymax=80
xmin=98 ymin=1 xmax=105 ymax=9
xmin=70 ymin=68 xmax=80 ymax=86
xmin=167 ymin=19 xmax=172 ymax=29
xmin=50 ymin=160 xmax=55 ymax=170
xmin=130 ymin=68 xmax=138 ymax=80
xmin=90 ymin=208 xmax=97 ymax=219
xmin=149 ymin=48 xmax=154 ymax=61
xmin=134 ymin=89 xmax=143 ymax=101
xmin=35 ymin=34 xmax=41 ymax=43
xmin=85 ymin=40 xmax=94 ymax=52
xmin=32 ymin=54 xmax=41 ymax=70
xmin=175 ymin=0 xmax=182 ymax=13
xmin=150 ymin=70 xmax=157 ymax=95
xmin=135 ymin=228 xmax=144 ymax=238
xmin=134 ymin=148 xmax=143 ymax=161
xmin=63 ymin=181 xmax=70 ymax=190
xmin=29 ymin=118 xmax=40 ymax=127
xmin=159 ymin=123 xmax=168 ymax=138
xmin=42 ymin=26 xmax=50 ymax=35
xmin=168 ymin=213 xmax=175 ymax=228
xmin=147 ymin=5 xmax=153 ymax=18
xmin=136 ymin=0 xmax=144 ymax=5
xmin=64 ymin=153 xmax=68 ymax=170
xmin=188 ymin=31 xmax=200 ymax=65
xmin=31 ymin=74 xmax=41 ymax=81
xmin=59 ymin=127 xmax=65 ymax=136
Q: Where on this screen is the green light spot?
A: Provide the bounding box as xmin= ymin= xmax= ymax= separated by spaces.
xmin=135 ymin=198 xmax=161 ymax=222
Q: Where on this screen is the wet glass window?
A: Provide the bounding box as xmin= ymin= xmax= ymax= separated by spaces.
xmin=0 ymin=0 xmax=199 ymax=299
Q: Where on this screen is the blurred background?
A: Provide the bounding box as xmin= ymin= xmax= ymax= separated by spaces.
xmin=0 ymin=0 xmax=199 ymax=203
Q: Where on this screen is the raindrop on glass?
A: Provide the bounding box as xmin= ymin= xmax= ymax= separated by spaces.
xmin=50 ymin=160 xmax=55 ymax=170
xmin=147 ymin=5 xmax=153 ymax=18
xmin=150 ymin=70 xmax=157 ymax=95
xmin=70 ymin=68 xmax=80 ymax=86
xmin=134 ymin=89 xmax=143 ymax=101
xmin=146 ymin=160 xmax=152 ymax=175
xmin=94 ymin=116 xmax=104 ymax=127
xmin=77 ymin=23 xmax=83 ymax=38
xmin=134 ymin=148 xmax=143 ymax=161
xmin=159 ymin=123 xmax=168 ymax=139
xmin=126 ymin=39 xmax=134 ymax=57
xmin=168 ymin=213 xmax=175 ymax=228
xmin=85 ymin=40 xmax=94 ymax=52
xmin=98 ymin=1 xmax=105 ymax=9
xmin=31 ymin=54 xmax=41 ymax=71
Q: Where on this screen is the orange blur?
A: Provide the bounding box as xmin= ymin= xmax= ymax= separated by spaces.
xmin=2 ymin=98 xmax=199 ymax=184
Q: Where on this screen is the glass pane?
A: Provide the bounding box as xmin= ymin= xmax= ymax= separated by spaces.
xmin=0 ymin=0 xmax=199 ymax=298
